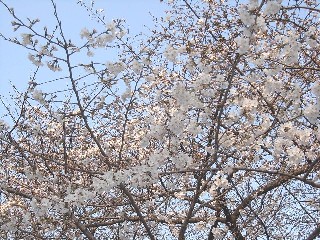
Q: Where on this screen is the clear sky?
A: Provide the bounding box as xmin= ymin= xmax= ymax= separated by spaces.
xmin=0 ymin=0 xmax=167 ymax=117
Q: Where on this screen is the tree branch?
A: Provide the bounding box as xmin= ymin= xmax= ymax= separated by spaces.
xmin=120 ymin=183 xmax=156 ymax=240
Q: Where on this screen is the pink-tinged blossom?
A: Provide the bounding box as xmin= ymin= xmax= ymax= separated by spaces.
xmin=1 ymin=0 xmax=319 ymax=239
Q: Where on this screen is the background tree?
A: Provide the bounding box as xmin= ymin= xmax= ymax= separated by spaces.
xmin=0 ymin=0 xmax=319 ymax=239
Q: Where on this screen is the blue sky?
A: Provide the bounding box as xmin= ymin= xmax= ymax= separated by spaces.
xmin=0 ymin=0 xmax=167 ymax=116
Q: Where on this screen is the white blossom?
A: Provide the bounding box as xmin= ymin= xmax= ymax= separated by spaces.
xmin=107 ymin=21 xmax=116 ymax=33
xmin=131 ymin=60 xmax=143 ymax=73
xmin=164 ymin=45 xmax=179 ymax=62
xmin=264 ymin=0 xmax=282 ymax=15
xmin=47 ymin=61 xmax=62 ymax=72
xmin=235 ymin=36 xmax=250 ymax=54
xmin=238 ymin=7 xmax=255 ymax=26
xmin=0 ymin=120 xmax=8 ymax=131
xmin=304 ymin=103 xmax=320 ymax=124
xmin=28 ymin=53 xmax=43 ymax=66
xmin=106 ymin=61 xmax=126 ymax=75
xmin=21 ymin=33 xmax=32 ymax=45
xmin=32 ymin=89 xmax=46 ymax=104
xmin=80 ymin=27 xmax=91 ymax=39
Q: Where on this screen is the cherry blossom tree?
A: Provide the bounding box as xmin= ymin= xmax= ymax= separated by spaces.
xmin=0 ymin=0 xmax=319 ymax=239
